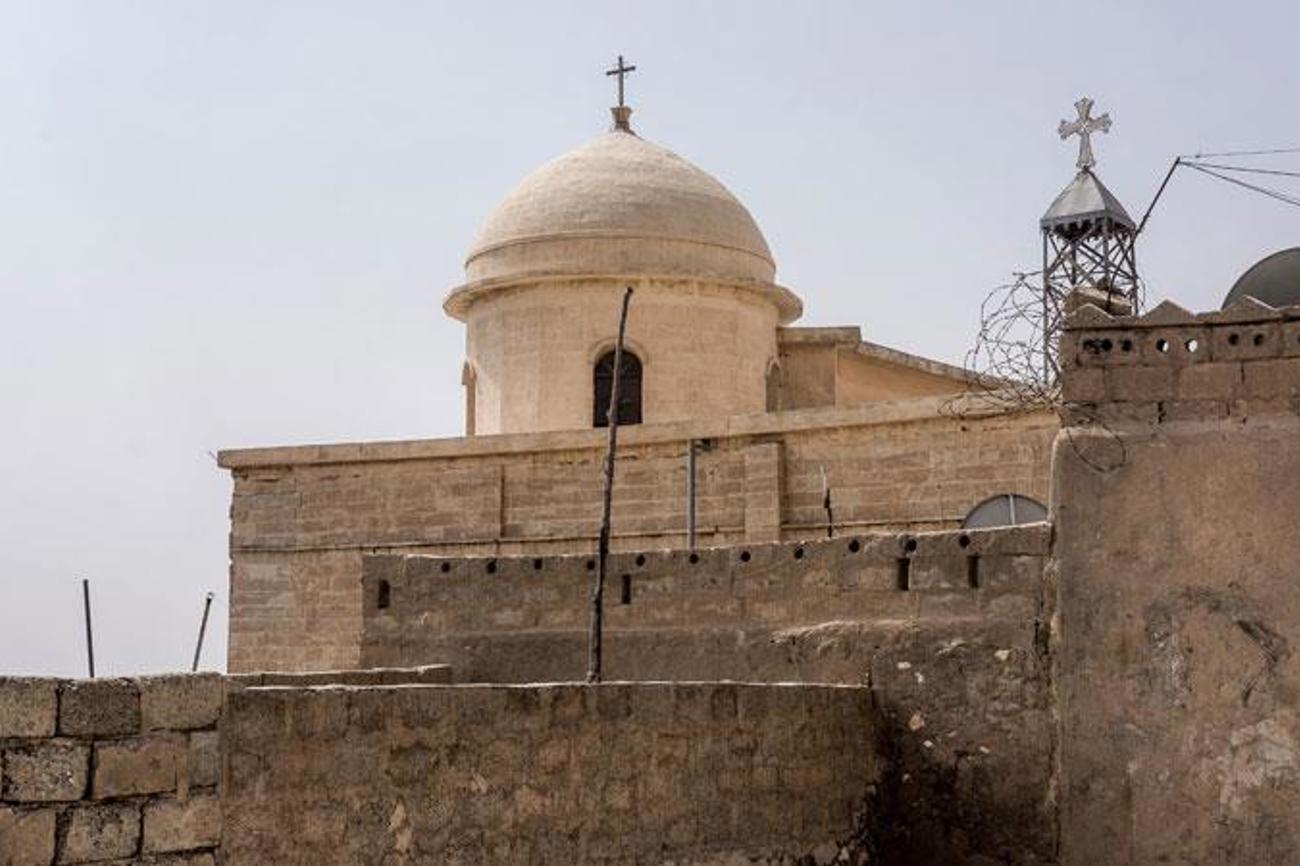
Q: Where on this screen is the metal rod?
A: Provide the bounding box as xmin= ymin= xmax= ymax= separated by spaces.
xmin=687 ymin=441 xmax=698 ymax=551
xmin=1135 ymin=157 xmax=1182 ymax=236
xmin=82 ymin=579 xmax=95 ymax=678
xmin=191 ymin=591 xmax=214 ymax=672
xmin=588 ymin=286 xmax=634 ymax=684
xmin=820 ymin=465 xmax=835 ymax=538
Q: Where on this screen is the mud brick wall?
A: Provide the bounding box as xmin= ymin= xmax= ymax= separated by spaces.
xmin=1055 ymin=299 xmax=1300 ymax=864
xmin=363 ymin=524 xmax=1056 ymax=865
xmin=220 ymin=399 xmax=1055 ymax=673
xmin=220 ymin=682 xmax=878 ymax=865
xmin=0 ymin=674 xmax=222 ymax=865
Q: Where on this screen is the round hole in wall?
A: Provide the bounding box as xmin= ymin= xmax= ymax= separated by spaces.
xmin=1155 ymin=338 xmax=1170 ymax=353
xmin=958 ymin=534 xmax=971 ymax=549
xmin=486 ymin=560 xmax=497 ymax=575
xmin=848 ymin=539 xmax=861 ymax=554
xmin=1185 ymin=338 xmax=1199 ymax=353
xmin=440 ymin=562 xmax=451 ymax=574
xmin=688 ymin=553 xmax=700 ymax=565
xmin=585 ymin=559 xmax=595 ymax=571
xmin=635 ymin=554 xmax=646 ymax=567
xmin=532 ymin=558 xmax=543 ymax=572
xmin=1228 ymin=333 xmax=1240 ymax=346
xmin=903 ymin=537 xmax=918 ymax=553
xmin=1253 ymin=333 xmax=1265 ymax=347
xmin=740 ymin=550 xmax=751 ymax=563
xmin=1120 ymin=339 xmax=1133 ymax=352
xmin=1100 ymin=338 xmax=1113 ymax=352
xmin=793 ymin=547 xmax=805 ymax=560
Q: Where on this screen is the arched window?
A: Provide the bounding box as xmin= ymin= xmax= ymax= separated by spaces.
xmin=594 ymin=350 xmax=642 ymax=427
xmin=962 ymin=493 xmax=1048 ymax=529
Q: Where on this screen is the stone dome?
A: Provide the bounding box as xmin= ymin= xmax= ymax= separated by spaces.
xmin=1223 ymin=247 xmax=1300 ymax=309
xmin=446 ymin=129 xmax=801 ymax=322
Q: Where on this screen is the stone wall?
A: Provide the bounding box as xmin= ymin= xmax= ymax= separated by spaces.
xmin=363 ymin=525 xmax=1057 ymax=865
xmin=220 ymin=398 xmax=1055 ymax=673
xmin=220 ymin=682 xmax=878 ymax=865
xmin=0 ymin=674 xmax=222 ymax=865
xmin=1054 ymin=299 xmax=1300 ymax=864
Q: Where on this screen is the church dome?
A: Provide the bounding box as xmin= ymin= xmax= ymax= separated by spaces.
xmin=446 ymin=128 xmax=800 ymax=322
xmin=1223 ymin=247 xmax=1300 ymax=309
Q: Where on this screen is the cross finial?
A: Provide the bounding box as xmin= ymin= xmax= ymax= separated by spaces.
xmin=605 ymin=55 xmax=637 ymax=131
xmin=1058 ymin=97 xmax=1112 ymax=171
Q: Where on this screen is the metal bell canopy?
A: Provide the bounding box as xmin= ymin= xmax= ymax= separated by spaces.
xmin=1039 ymin=97 xmax=1140 ymax=382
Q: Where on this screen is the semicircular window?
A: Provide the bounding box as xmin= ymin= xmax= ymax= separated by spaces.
xmin=593 ymin=350 xmax=643 ymax=428
xmin=962 ymin=493 xmax=1048 ymax=529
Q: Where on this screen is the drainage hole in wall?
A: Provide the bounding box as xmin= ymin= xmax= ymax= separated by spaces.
xmin=688 ymin=553 xmax=700 ymax=565
xmin=533 ymin=558 xmax=543 ymax=572
xmin=1228 ymin=333 xmax=1240 ymax=346
xmin=440 ymin=562 xmax=451 ymax=574
xmin=903 ymin=537 xmax=918 ymax=553
xmin=740 ymin=550 xmax=751 ymax=563
xmin=1120 ymin=339 xmax=1133 ymax=352
xmin=1155 ymin=338 xmax=1169 ymax=353
xmin=1185 ymin=338 xmax=1199 ymax=353
xmin=620 ymin=574 xmax=632 ymax=605
xmin=635 ymin=554 xmax=646 ymax=567
xmin=896 ymin=558 xmax=911 ymax=591
xmin=486 ymin=560 xmax=497 ymax=575
xmin=377 ymin=580 xmax=391 ymax=610
xmin=793 ymin=547 xmax=805 ymax=560
xmin=1253 ymin=333 xmax=1265 ymax=346
xmin=585 ymin=559 xmax=595 ymax=571
xmin=966 ymin=555 xmax=981 ymax=589
xmin=848 ymin=539 xmax=861 ymax=553
xmin=958 ymin=533 xmax=971 ymax=549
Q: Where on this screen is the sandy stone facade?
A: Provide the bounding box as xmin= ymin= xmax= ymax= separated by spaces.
xmin=219 ymin=399 xmax=1055 ymax=673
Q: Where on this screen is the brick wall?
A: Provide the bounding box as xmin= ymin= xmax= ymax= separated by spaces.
xmin=220 ymin=682 xmax=879 ymax=865
xmin=220 ymin=399 xmax=1055 ymax=673
xmin=0 ymin=674 xmax=222 ymax=865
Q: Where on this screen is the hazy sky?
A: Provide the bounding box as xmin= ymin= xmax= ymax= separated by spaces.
xmin=2 ymin=1 xmax=1297 ymax=676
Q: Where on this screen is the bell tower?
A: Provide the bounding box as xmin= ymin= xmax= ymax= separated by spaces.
xmin=1040 ymin=97 xmax=1139 ymax=381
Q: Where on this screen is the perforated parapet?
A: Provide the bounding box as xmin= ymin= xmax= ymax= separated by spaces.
xmin=360 ymin=524 xmax=1051 ymax=682
xmin=1060 ymin=297 xmax=1300 ymax=423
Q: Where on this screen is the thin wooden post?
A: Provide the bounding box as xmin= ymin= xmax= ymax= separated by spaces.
xmin=588 ymin=286 xmax=633 ymax=683
xmin=82 ymin=579 xmax=95 ymax=678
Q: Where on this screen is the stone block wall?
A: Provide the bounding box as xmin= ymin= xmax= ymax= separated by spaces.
xmin=1055 ymin=299 xmax=1300 ymax=864
xmin=220 ymin=682 xmax=879 ymax=865
xmin=220 ymin=399 xmax=1055 ymax=673
xmin=0 ymin=674 xmax=222 ymax=865
xmin=363 ymin=524 xmax=1058 ymax=865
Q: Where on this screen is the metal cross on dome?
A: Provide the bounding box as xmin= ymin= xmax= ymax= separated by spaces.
xmin=1058 ymin=97 xmax=1112 ymax=171
xmin=605 ymin=55 xmax=636 ymax=108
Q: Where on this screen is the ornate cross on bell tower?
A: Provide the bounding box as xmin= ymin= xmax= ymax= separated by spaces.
xmin=605 ymin=54 xmax=637 ymax=132
xmin=1058 ymin=97 xmax=1112 ymax=171
xmin=1038 ymin=96 xmax=1139 ymax=384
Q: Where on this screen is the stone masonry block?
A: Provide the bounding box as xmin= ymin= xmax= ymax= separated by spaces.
xmin=139 ymin=674 xmax=223 ymax=731
xmin=1243 ymin=358 xmax=1300 ymax=399
xmin=0 ymin=679 xmax=58 ymax=738
xmin=1105 ymin=365 xmax=1174 ymax=403
xmin=187 ymin=731 xmax=220 ymax=789
xmin=60 ymin=801 xmax=140 ymax=863
xmin=1175 ymin=362 xmax=1241 ymax=400
xmin=92 ymin=735 xmax=182 ymax=799
xmin=0 ymin=805 xmax=56 ymax=865
xmin=141 ymin=793 xmax=221 ymax=853
xmin=1061 ymin=367 xmax=1104 ymax=403
xmin=59 ymin=679 xmax=140 ymax=737
xmin=2 ymin=740 xmax=88 ymax=802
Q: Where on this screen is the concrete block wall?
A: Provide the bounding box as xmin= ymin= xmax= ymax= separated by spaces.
xmin=1054 ymin=299 xmax=1300 ymax=864
xmin=0 ymin=674 xmax=222 ymax=866
xmin=221 ymin=398 xmax=1055 ymax=673
xmin=220 ymin=682 xmax=879 ymax=865
xmin=1060 ymin=297 xmax=1300 ymax=424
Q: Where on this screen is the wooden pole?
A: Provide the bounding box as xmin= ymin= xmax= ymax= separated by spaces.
xmin=588 ymin=286 xmax=633 ymax=683
xmin=191 ymin=591 xmax=214 ymax=672
xmin=81 ymin=579 xmax=95 ymax=678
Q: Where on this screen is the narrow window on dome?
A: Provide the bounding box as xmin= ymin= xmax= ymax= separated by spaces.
xmin=594 ymin=350 xmax=642 ymax=428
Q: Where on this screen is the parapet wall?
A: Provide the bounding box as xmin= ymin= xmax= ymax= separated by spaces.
xmin=1061 ymin=297 xmax=1300 ymax=423
xmin=1054 ymin=299 xmax=1300 ymax=864
xmin=362 ymin=524 xmax=1051 ymax=683
xmin=220 ymin=682 xmax=879 ymax=865
xmin=0 ymin=674 xmax=223 ymax=865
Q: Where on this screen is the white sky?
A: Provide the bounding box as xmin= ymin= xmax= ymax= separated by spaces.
xmin=2 ymin=1 xmax=1296 ymax=675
